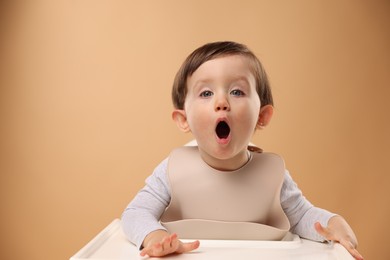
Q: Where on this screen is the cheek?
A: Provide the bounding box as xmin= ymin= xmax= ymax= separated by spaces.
xmin=186 ymin=108 xmax=209 ymax=133
xmin=185 ymin=101 xmax=212 ymax=126
xmin=236 ymin=105 xmax=260 ymax=129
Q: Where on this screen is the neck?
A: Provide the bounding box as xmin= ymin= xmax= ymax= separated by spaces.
xmin=200 ymin=149 xmax=250 ymax=171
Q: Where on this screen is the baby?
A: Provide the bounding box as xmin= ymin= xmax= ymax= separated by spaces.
xmin=121 ymin=41 xmax=362 ymax=259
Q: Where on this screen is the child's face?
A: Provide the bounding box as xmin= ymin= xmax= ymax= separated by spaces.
xmin=173 ymin=55 xmax=271 ymax=170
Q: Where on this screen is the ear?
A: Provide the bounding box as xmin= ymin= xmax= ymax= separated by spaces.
xmin=256 ymin=105 xmax=274 ymax=129
xmin=172 ymin=109 xmax=191 ymax=133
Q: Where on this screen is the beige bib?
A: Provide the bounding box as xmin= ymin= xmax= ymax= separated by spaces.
xmin=160 ymin=146 xmax=290 ymax=240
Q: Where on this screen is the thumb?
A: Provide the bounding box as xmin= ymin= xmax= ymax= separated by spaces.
xmin=177 ymin=240 xmax=200 ymax=254
xmin=314 ymin=222 xmax=335 ymax=241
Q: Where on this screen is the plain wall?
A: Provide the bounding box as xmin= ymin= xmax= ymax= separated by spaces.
xmin=0 ymin=1 xmax=389 ymax=259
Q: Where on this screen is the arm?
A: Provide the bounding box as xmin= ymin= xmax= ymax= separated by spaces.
xmin=281 ymin=170 xmax=335 ymax=241
xmin=121 ymin=158 xmax=199 ymax=256
xmin=315 ymin=215 xmax=363 ymax=260
xmin=281 ymin=170 xmax=363 ymax=260
xmin=121 ymin=159 xmax=171 ymax=248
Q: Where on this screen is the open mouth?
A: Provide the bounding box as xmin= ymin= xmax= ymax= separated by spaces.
xmin=216 ymin=121 xmax=230 ymax=139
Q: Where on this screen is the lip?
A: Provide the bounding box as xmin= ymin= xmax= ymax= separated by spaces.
xmin=215 ymin=118 xmax=231 ymax=144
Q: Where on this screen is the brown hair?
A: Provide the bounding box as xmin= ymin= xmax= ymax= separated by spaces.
xmin=172 ymin=41 xmax=273 ymax=109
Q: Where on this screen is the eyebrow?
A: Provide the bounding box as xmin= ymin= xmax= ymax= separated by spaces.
xmin=191 ymin=76 xmax=251 ymax=88
xmin=189 ymin=79 xmax=212 ymax=92
xmin=230 ymin=76 xmax=251 ymax=86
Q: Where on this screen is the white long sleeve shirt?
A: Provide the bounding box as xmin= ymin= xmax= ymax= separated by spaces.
xmin=122 ymin=158 xmax=335 ymax=249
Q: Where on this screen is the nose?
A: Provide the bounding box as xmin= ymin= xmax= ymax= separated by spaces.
xmin=214 ymin=94 xmax=230 ymax=111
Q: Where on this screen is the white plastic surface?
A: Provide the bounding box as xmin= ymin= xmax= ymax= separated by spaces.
xmin=70 ymin=219 xmax=354 ymax=260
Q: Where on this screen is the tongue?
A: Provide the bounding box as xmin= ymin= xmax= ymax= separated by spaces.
xmin=216 ymin=121 xmax=230 ymax=139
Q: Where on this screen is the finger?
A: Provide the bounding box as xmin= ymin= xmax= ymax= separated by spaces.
xmin=162 ymin=235 xmax=172 ymax=252
xmin=140 ymin=242 xmax=160 ymax=257
xmin=339 ymin=240 xmax=364 ymax=260
xmin=351 ymin=248 xmax=364 ymax=260
xmin=139 ymin=249 xmax=147 ymax=257
xmin=141 ymin=235 xmax=200 ymax=257
xmin=140 ymin=244 xmax=154 ymax=257
xmin=169 ymin=234 xmax=180 ymax=251
xmin=314 ymin=222 xmax=336 ymax=241
xmin=177 ymin=240 xmax=200 ymax=254
xmin=140 ymin=242 xmax=164 ymax=257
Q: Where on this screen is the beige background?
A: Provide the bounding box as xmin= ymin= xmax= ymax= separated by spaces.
xmin=0 ymin=1 xmax=389 ymax=259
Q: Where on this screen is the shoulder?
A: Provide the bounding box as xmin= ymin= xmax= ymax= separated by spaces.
xmin=167 ymin=146 xmax=200 ymax=168
xmin=146 ymin=157 xmax=169 ymax=183
xmin=169 ymin=146 xmax=198 ymax=157
xmin=251 ymin=151 xmax=286 ymax=171
xmin=247 ymin=145 xmax=285 ymax=165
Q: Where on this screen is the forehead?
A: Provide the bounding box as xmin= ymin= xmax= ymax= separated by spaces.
xmin=187 ymin=55 xmax=255 ymax=84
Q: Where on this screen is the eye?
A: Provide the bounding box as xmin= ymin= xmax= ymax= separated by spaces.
xmin=230 ymin=89 xmax=245 ymax=96
xmin=200 ymin=90 xmax=213 ymax=98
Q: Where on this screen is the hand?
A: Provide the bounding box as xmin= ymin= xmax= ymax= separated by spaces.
xmin=140 ymin=231 xmax=200 ymax=257
xmin=315 ymin=215 xmax=363 ymax=260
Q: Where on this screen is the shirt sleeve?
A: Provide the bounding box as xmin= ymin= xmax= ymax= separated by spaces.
xmin=281 ymin=170 xmax=337 ymax=241
xmin=121 ymin=158 xmax=171 ymax=249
